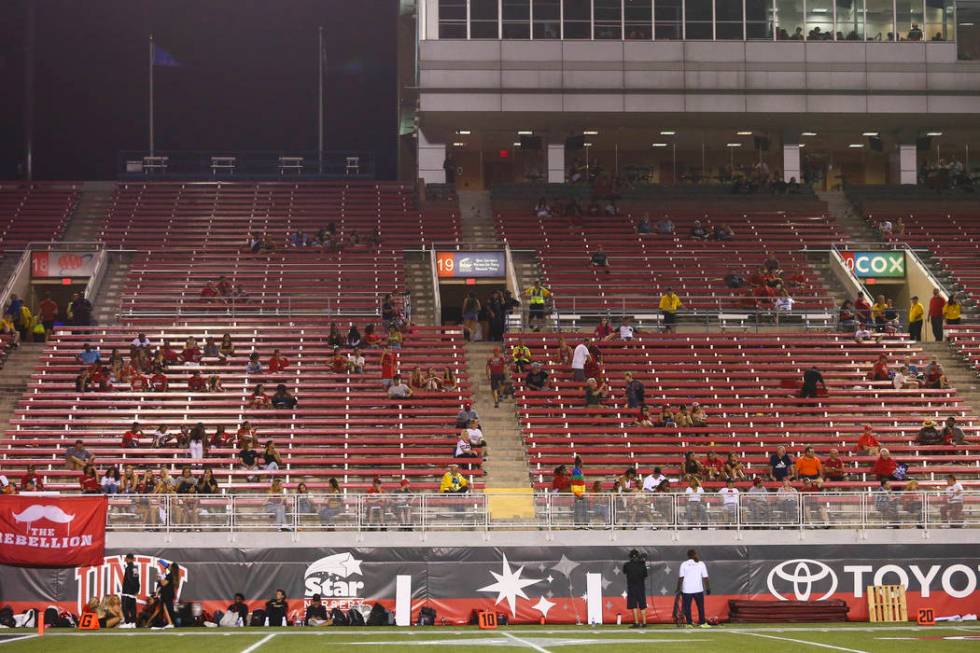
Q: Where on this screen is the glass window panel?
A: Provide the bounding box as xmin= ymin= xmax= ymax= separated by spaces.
xmin=806 ymin=0 xmax=834 ymax=38
xmin=686 ymin=0 xmax=714 ymax=38
xmin=896 ymin=0 xmax=926 ymax=40
xmin=533 ymin=0 xmax=562 ymax=38
xmin=958 ymin=0 xmax=980 ymax=57
xmin=837 ymin=0 xmax=865 ymax=40
xmin=775 ymin=0 xmax=804 ymax=39
xmin=866 ymin=0 xmax=895 ymax=40
xmin=625 ymin=0 xmax=653 ymax=39
xmin=656 ymin=0 xmax=684 ymax=38
xmin=924 ymin=0 xmax=952 ymax=41
xmin=439 ymin=0 xmax=468 ymax=38
xmin=470 ymin=0 xmax=500 ymax=38
xmin=747 ymin=0 xmax=775 ymax=39
xmin=503 ymin=0 xmax=532 ymax=38
xmin=716 ymin=0 xmax=744 ymax=39
xmin=563 ymin=0 xmax=592 ymax=39
xmin=595 ymin=0 xmax=623 ymax=38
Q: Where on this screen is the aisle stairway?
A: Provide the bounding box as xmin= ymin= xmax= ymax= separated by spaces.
xmin=922 ymin=341 xmax=980 ymax=416
xmin=62 ymin=181 xmax=115 ymax=242
xmin=404 ymin=251 xmax=437 ymax=326
xmin=816 ymin=190 xmax=879 ymax=243
xmin=0 ymin=343 xmax=46 ymax=443
xmin=464 ymin=341 xmax=531 ymax=489
xmin=457 ymin=191 xmax=501 ymax=245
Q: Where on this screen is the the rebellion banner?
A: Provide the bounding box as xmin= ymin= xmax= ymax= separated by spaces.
xmin=0 ymin=496 xmax=107 ymax=568
xmin=0 ymin=543 xmax=978 ymax=623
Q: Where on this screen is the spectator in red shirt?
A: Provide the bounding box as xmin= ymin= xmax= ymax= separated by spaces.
xmin=823 ymin=448 xmax=846 ymax=482
xmin=248 ymin=383 xmax=271 ymax=408
xmin=855 ymin=425 xmax=880 ymax=456
xmin=928 ymin=288 xmax=946 ymax=341
xmin=871 ymin=448 xmax=898 ymax=480
xmin=551 ymin=465 xmax=572 ymax=492
xmin=269 ymin=349 xmax=289 ymax=373
xmin=210 ymin=425 xmax=231 ymax=448
xmin=79 ymin=465 xmax=101 ymax=494
xmin=188 ymin=371 xmax=207 ymax=392
xmin=181 ymin=340 xmax=202 ymax=364
xmin=703 ymin=451 xmax=725 ymax=480
xmin=216 ymin=276 xmax=233 ymax=296
xmin=593 ymin=318 xmax=615 ymax=342
xmin=854 ymin=293 xmax=872 ymax=324
xmin=330 ymin=347 xmax=348 ymax=374
xmin=200 ymin=282 xmax=219 ymax=300
xmin=130 ymin=371 xmax=149 ymax=391
xmin=150 ymin=369 xmax=169 ymax=392
xmin=38 ymin=293 xmax=59 ymax=333
xmin=122 ymin=422 xmax=143 ymax=448
xmin=869 ymin=355 xmax=890 ymax=381
xmin=20 ymin=464 xmax=44 ymax=490
xmin=380 ymin=346 xmax=397 ymax=388
xmin=161 ymin=341 xmax=180 ymax=364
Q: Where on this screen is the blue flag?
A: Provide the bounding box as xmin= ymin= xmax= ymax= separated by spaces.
xmin=153 ymin=44 xmax=181 ymax=67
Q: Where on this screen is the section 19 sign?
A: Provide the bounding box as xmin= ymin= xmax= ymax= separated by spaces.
xmin=840 ymin=251 xmax=906 ymax=278
xmin=437 ymin=251 xmax=506 ymax=278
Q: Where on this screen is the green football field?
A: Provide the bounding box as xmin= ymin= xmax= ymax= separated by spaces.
xmin=1 ymin=624 xmax=979 ymax=653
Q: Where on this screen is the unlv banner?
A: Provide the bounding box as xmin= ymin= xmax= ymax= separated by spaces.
xmin=0 ymin=496 xmax=107 ymax=568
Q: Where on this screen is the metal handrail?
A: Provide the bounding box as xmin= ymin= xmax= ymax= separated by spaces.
xmin=87 ymin=491 xmax=978 ymax=533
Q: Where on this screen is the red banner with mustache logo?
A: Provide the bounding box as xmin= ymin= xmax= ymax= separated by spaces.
xmin=0 ymin=496 xmax=107 ymax=567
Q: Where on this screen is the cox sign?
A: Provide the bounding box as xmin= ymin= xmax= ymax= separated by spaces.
xmin=840 ymin=251 xmax=906 ymax=279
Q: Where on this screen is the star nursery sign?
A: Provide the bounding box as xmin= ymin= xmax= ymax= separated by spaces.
xmin=478 ymin=553 xmax=543 ymax=616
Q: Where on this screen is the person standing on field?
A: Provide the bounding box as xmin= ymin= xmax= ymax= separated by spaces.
xmin=676 ymin=548 xmax=711 ymax=628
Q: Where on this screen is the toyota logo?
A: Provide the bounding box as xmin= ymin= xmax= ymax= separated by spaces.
xmin=767 ymin=559 xmax=838 ymax=601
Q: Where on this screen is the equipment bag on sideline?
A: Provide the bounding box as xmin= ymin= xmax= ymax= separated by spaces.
xmin=417 ymin=606 xmax=436 ymax=626
xmin=330 ymin=607 xmax=349 ymax=626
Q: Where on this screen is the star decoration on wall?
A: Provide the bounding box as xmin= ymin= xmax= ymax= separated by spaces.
xmin=531 ymin=596 xmax=556 ymax=618
xmin=550 ymin=554 xmax=580 ymax=578
xmin=478 ymin=554 xmax=543 ymax=616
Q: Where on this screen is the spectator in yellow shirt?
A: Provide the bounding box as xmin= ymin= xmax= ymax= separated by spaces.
xmin=439 ymin=465 xmax=469 ymax=494
xmin=943 ymin=295 xmax=961 ymax=327
xmin=871 ymin=294 xmax=887 ymax=329
xmin=659 ymin=288 xmax=682 ymax=333
xmin=908 ymin=296 xmax=924 ymax=341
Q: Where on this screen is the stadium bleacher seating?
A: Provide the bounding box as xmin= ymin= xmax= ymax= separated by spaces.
xmin=99 ymin=181 xmax=458 ymax=316
xmin=1 ymin=324 xmax=478 ymax=492
xmin=0 ymin=183 xmax=78 ymax=250
xmin=505 ymin=331 xmax=980 ymax=490
xmin=495 ymin=194 xmax=840 ymax=315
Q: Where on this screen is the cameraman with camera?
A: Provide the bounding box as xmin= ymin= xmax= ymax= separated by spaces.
xmin=622 ymin=549 xmax=648 ymax=628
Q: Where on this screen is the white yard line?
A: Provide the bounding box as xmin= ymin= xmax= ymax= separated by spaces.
xmin=738 ymin=631 xmax=869 ymax=653
xmin=239 ymin=632 xmax=277 ymax=653
xmin=0 ymin=635 xmax=38 ymax=646
xmin=501 ymin=631 xmax=553 ymax=653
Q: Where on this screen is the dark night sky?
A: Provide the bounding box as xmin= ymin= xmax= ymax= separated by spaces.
xmin=0 ymin=0 xmax=398 ymax=180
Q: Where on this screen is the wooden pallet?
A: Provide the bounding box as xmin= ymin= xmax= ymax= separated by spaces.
xmin=867 ymin=584 xmax=908 ymax=622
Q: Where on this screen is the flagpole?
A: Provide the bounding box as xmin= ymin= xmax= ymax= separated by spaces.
xmin=318 ymin=26 xmax=324 ymax=174
xmin=148 ymin=34 xmax=155 ymax=157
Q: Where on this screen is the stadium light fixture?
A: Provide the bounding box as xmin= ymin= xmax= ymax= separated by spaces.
xmin=583 ymin=130 xmax=599 ymax=135
xmin=862 ymin=131 xmax=879 ymax=136
xmin=651 ymin=143 xmax=669 ymax=147
xmin=736 ymin=131 xmax=753 ymax=136
xmin=452 ymin=142 xmax=466 ymax=147
xmin=802 ymin=132 xmax=817 ymax=137
xmin=660 ymin=131 xmax=676 ymax=136
xmin=456 ymin=130 xmax=471 ymax=135
xmin=517 ymin=130 xmax=533 ymax=135
xmin=926 ymin=131 xmax=943 ymax=137
xmin=584 ymin=143 xmax=593 ymax=147
xmin=798 ymin=143 xmax=806 ymax=148
xmin=849 ymin=143 xmax=864 ymax=148
xmin=513 ymin=142 xmax=522 ymax=147
xmin=727 ymin=143 xmax=742 ymax=147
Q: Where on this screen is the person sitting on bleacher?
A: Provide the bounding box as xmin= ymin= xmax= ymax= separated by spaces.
xmin=346 ymin=325 xmax=362 ymax=348
xmin=236 ymin=422 xmax=258 ymax=448
xmin=690 ymin=403 xmax=708 ymax=427
xmin=854 ymin=425 xmax=881 ymax=456
xmin=455 ymin=403 xmax=479 ymax=429
xmin=723 ymin=453 xmax=746 ymax=481
xmin=703 ymin=451 xmax=724 ymax=480
xmin=589 ymin=245 xmax=611 ymax=274
xmin=244 ymin=383 xmax=269 ymax=409
xmin=892 ymin=365 xmax=920 ymax=389
xmin=584 ymin=378 xmax=607 ymax=407
xmin=769 ymin=446 xmax=795 ymax=482
xmin=924 ymin=360 xmax=949 ymax=389
xmin=674 ymin=404 xmax=693 ymax=427
xmin=271 ymin=384 xmax=298 ymax=409
xmin=690 ymin=220 xmax=709 ymax=240
xmin=655 ymin=216 xmax=675 ymax=236
xmin=454 ymin=433 xmax=478 ymax=460
xmin=871 ymin=448 xmax=899 ymax=481
xmin=131 ymin=332 xmax=153 ymax=350
xmin=636 ymin=214 xmax=652 ymax=234
xmin=525 ymin=362 xmax=549 ymax=391
xmin=594 ymin=317 xmax=615 ymax=341
xmin=187 ymin=370 xmax=207 ymax=393
xmin=246 ymin=352 xmax=263 ymax=374
xmin=534 ymin=197 xmax=552 ymax=219
xmin=618 ymin=317 xmax=637 ymax=341
xmin=209 ymin=425 xmax=231 ymax=448
xmin=682 ymin=452 xmax=704 ymax=480
xmin=838 ymin=300 xmax=857 ymax=332
xmin=439 ymin=465 xmax=469 ymax=494
xmin=916 ymin=419 xmax=943 ymax=445
xmin=179 ymin=339 xmax=201 ymax=365
xmin=387 ymin=374 xmax=413 ymax=399
xmin=150 ymin=368 xmax=169 ymax=392
xmin=941 ymin=417 xmax=967 ymax=446
xmin=794 ymin=447 xmax=823 ymax=481
xmin=818 ymin=448 xmax=844 ymax=483
xmin=511 ymin=340 xmax=532 ymax=373
xmin=868 ymin=354 xmax=891 ymax=382
xmin=77 ymin=343 xmax=101 ymax=366
xmin=200 ymin=282 xmax=219 ymax=301
xmin=345 ymin=348 xmax=364 ymax=374
xmin=329 ymin=347 xmax=348 ymax=374
xmin=122 ymin=422 xmax=143 ymax=449
xmin=160 ymin=341 xmax=180 ymax=365
xmin=268 ymin=349 xmax=289 ymax=373
xmin=87 ymin=365 xmax=112 ymax=392
xmin=238 ymin=440 xmax=259 ymax=476
xmin=262 ymin=441 xmax=283 ymax=470
xmin=713 ymin=224 xmax=734 ymax=241
xmin=854 ymin=293 xmax=872 ymax=324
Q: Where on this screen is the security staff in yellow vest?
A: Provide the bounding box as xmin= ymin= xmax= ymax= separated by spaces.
xmin=524 ymin=281 xmax=551 ymax=332
xmin=908 ymin=296 xmax=924 ymax=341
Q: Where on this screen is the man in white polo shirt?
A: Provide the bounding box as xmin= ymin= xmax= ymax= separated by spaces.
xmin=675 ymin=548 xmax=711 ymax=628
